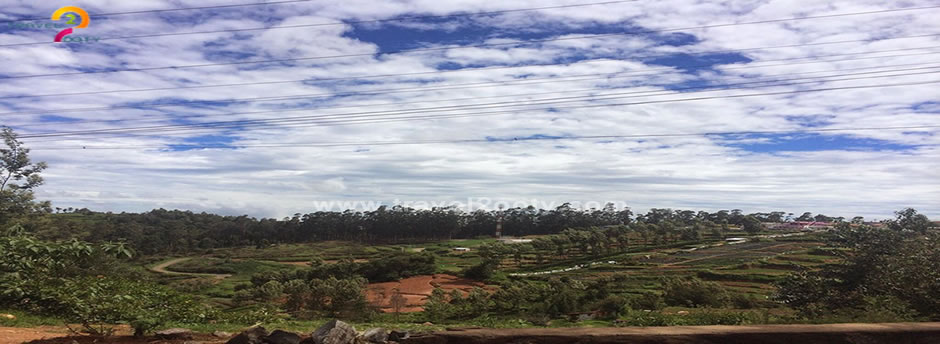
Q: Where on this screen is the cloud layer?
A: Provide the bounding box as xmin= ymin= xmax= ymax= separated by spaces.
xmin=1 ymin=0 xmax=938 ymax=219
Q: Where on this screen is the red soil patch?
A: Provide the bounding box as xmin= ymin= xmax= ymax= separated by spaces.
xmin=366 ymin=274 xmax=489 ymax=313
xmin=1 ymin=325 xmax=142 ymax=344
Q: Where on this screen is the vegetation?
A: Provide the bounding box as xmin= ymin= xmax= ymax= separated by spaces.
xmin=1 ymin=127 xmax=938 ymax=336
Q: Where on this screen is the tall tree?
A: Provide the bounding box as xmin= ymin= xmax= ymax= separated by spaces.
xmin=0 ymin=128 xmax=49 ymax=227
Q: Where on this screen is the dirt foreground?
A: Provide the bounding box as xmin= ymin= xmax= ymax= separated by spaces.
xmin=9 ymin=322 xmax=940 ymax=344
xmin=403 ymin=322 xmax=940 ymax=344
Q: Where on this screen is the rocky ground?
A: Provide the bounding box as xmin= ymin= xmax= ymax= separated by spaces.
xmin=9 ymin=322 xmax=940 ymax=344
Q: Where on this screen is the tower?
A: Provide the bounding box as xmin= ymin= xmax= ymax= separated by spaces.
xmin=495 ymin=204 xmax=504 ymax=238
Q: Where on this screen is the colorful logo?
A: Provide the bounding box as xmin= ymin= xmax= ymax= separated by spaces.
xmin=51 ymin=6 xmax=89 ymax=42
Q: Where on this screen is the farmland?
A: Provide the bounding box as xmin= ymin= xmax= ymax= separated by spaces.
xmin=141 ymin=229 xmax=829 ymax=319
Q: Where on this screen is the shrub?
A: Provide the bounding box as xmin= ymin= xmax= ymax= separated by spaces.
xmin=594 ymin=295 xmax=630 ymax=319
xmin=662 ymin=277 xmax=729 ymax=308
xmin=630 ymin=292 xmax=665 ymax=310
xmin=40 ymin=276 xmax=212 ymax=336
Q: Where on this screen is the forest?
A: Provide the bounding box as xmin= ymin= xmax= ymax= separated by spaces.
xmin=2 ymin=126 xmax=939 ymax=339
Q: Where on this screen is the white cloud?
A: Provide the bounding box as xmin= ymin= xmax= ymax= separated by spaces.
xmin=0 ymin=0 xmax=937 ymax=220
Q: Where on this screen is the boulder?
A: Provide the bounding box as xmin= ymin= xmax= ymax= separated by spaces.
xmin=387 ymin=330 xmax=409 ymax=342
xmin=360 ymin=328 xmax=388 ymax=343
xmin=311 ymin=320 xmax=357 ymax=344
xmin=155 ymin=328 xmax=194 ymax=340
xmin=226 ymin=326 xmax=269 ymax=344
xmin=264 ymin=330 xmax=302 ymax=344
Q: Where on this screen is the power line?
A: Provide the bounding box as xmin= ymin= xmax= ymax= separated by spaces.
xmin=11 ymin=61 xmax=940 ymax=130
xmin=27 ymin=125 xmax=940 ymax=151
xmin=0 ymin=0 xmax=316 ymax=23
xmin=9 ymin=58 xmax=938 ymax=128
xmin=19 ymin=68 xmax=940 ymax=137
xmin=17 ymin=74 xmax=940 ymax=140
xmin=4 ymin=42 xmax=938 ymax=118
xmin=3 ymin=33 xmax=937 ymax=101
xmin=1 ymin=1 xmax=639 ymax=38
xmin=3 ymin=6 xmax=938 ymax=80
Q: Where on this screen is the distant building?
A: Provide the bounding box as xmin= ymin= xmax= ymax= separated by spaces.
xmin=769 ymin=221 xmax=833 ymax=231
xmin=498 ymin=237 xmax=533 ymax=244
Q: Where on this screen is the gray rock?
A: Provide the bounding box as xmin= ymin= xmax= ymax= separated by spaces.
xmin=264 ymin=330 xmax=302 ymax=344
xmin=226 ymin=326 xmax=269 ymax=344
xmin=311 ymin=320 xmax=357 ymax=344
xmin=387 ymin=330 xmax=409 ymax=342
xmin=214 ymin=331 xmax=234 ymax=338
xmin=156 ymin=328 xmax=194 ymax=340
xmin=360 ymin=328 xmax=388 ymax=343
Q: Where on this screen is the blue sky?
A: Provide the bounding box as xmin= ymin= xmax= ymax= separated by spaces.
xmin=0 ymin=0 xmax=938 ymax=219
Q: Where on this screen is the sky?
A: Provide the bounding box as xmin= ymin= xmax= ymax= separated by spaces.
xmin=0 ymin=0 xmax=938 ymax=220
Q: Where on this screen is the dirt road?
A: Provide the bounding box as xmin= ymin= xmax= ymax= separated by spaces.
xmin=149 ymin=257 xmax=231 ymax=279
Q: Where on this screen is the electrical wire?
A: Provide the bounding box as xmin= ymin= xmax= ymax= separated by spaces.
xmin=3 ymin=6 xmax=938 ymax=79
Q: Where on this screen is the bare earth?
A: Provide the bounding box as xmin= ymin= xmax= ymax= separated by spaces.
xmin=7 ymin=322 xmax=940 ymax=344
xmin=367 ymin=274 xmax=490 ymax=312
xmin=8 ymin=323 xmax=940 ymax=344
xmin=405 ymin=322 xmax=940 ymax=344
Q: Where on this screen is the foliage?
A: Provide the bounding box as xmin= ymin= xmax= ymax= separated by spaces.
xmin=662 ymin=276 xmax=729 ymax=308
xmin=0 ymin=127 xmax=50 ymax=227
xmin=775 ymin=210 xmax=938 ymax=320
xmin=40 ymin=277 xmax=212 ymax=336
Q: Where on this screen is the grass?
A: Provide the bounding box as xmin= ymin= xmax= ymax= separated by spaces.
xmin=0 ymin=309 xmax=63 ymax=327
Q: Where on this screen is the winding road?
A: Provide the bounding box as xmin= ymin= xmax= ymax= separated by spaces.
xmin=150 ymin=257 xmax=232 ymax=279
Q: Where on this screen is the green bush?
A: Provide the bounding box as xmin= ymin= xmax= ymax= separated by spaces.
xmin=629 ymin=292 xmax=665 ymax=310
xmin=40 ymin=276 xmax=213 ymax=336
xmin=662 ymin=276 xmax=729 ymax=308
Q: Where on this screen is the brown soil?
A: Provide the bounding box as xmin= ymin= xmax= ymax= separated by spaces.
xmin=11 ymin=323 xmax=940 ymax=344
xmin=403 ymin=322 xmax=940 ymax=344
xmin=367 ymin=274 xmax=489 ymax=313
xmin=1 ymin=325 xmax=138 ymax=344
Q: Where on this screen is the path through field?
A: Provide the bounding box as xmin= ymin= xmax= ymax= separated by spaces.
xmin=150 ymin=257 xmax=232 ymax=279
xmin=659 ymin=242 xmax=794 ymax=268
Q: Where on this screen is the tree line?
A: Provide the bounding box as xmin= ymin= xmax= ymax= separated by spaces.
xmin=32 ymin=205 xmax=850 ymax=255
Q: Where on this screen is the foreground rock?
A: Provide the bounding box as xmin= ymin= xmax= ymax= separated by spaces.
xmin=155 ymin=328 xmax=194 ymax=340
xmin=264 ymin=330 xmax=302 ymax=344
xmin=226 ymin=326 xmax=269 ymax=344
xmin=361 ymin=328 xmax=388 ymax=343
xmin=388 ymin=330 xmax=410 ymax=342
xmin=311 ymin=320 xmax=358 ymax=344
xmin=399 ymin=322 xmax=940 ymax=344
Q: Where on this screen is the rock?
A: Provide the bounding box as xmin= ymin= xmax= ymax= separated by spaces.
xmin=0 ymin=314 xmax=15 ymax=320
xmin=264 ymin=330 xmax=302 ymax=344
xmin=214 ymin=331 xmax=234 ymax=338
xmin=360 ymin=328 xmax=388 ymax=343
xmin=387 ymin=330 xmax=409 ymax=342
xmin=227 ymin=326 xmax=269 ymax=344
xmin=156 ymin=328 xmax=194 ymax=340
xmin=677 ymin=311 xmax=690 ymax=315
xmin=311 ymin=320 xmax=357 ymax=344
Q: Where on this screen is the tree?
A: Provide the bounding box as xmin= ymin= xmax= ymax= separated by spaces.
xmin=889 ymin=208 xmax=931 ymax=233
xmin=0 ymin=127 xmax=49 ymax=227
xmin=424 ymin=287 xmax=453 ymax=322
xmin=662 ymin=276 xmax=729 ymax=308
xmin=775 ymin=212 xmax=939 ymax=320
xmin=742 ymin=216 xmax=762 ymax=235
xmin=388 ymin=288 xmax=407 ymax=322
